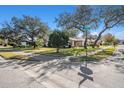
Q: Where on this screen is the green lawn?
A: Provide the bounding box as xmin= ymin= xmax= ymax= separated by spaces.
xmin=0 ymin=52 xmax=27 ymax=60
xmin=59 ymin=47 xmax=99 ymax=56
xmin=0 ymin=46 xmax=33 ymax=51
xmin=23 ymin=46 xmax=100 ymax=56
xmin=0 ymin=45 xmax=113 ymax=60
xmin=24 ymin=47 xmax=56 ymax=53
xmin=80 ymin=47 xmax=115 ymax=62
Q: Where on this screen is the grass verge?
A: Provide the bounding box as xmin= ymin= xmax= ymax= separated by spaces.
xmin=80 ymin=47 xmax=115 ymax=62
xmin=0 ymin=52 xmax=28 ymax=60
xmin=24 ymin=47 xmax=100 ymax=56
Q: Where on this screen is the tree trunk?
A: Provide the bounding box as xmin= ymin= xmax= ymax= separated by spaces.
xmin=33 ymin=42 xmax=36 ymax=49
xmin=92 ymin=35 xmax=101 ymax=48
xmin=92 ymin=28 xmax=107 ymax=48
xmin=32 ymin=42 xmax=36 ymax=49
xmin=56 ymin=48 xmax=59 ymax=53
xmin=31 ymin=37 xmax=36 ymax=49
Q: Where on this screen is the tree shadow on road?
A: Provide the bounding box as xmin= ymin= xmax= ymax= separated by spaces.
xmin=16 ymin=54 xmax=82 ymax=84
xmin=0 ymin=53 xmax=81 ymax=82
xmin=115 ymin=64 xmax=124 ymax=73
xmin=0 ymin=59 xmax=19 ymax=68
xmin=78 ymin=66 xmax=93 ymax=87
xmin=0 ymin=51 xmax=97 ymax=86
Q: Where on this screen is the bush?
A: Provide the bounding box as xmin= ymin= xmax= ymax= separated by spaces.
xmin=48 ymin=30 xmax=69 ymax=52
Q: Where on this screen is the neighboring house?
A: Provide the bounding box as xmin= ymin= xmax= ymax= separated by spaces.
xmin=119 ymin=40 xmax=124 ymax=45
xmin=21 ymin=42 xmax=27 ymax=46
xmin=20 ymin=36 xmax=49 ymax=47
xmin=20 ymin=36 xmax=104 ymax=47
xmin=69 ymin=38 xmax=85 ymax=47
xmin=69 ymin=37 xmax=103 ymax=47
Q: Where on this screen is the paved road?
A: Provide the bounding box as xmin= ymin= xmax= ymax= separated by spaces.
xmin=0 ymin=45 xmax=124 ymax=88
xmin=0 ymin=58 xmax=45 ymax=88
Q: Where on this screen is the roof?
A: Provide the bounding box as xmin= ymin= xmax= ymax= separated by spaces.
xmin=69 ymin=38 xmax=85 ymax=41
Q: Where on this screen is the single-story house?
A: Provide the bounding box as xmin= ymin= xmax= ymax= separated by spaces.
xmin=69 ymin=37 xmax=103 ymax=47
xmin=118 ymin=40 xmax=124 ymax=45
xmin=69 ymin=38 xmax=85 ymax=47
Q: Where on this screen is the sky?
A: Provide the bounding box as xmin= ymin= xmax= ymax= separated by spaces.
xmin=0 ymin=5 xmax=124 ymax=40
xmin=0 ymin=5 xmax=75 ymax=29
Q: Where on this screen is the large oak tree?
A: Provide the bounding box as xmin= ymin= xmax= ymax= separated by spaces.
xmin=0 ymin=16 xmax=49 ymax=48
xmin=22 ymin=15 xmax=49 ymax=48
xmin=93 ymin=6 xmax=124 ymax=47
xmin=56 ymin=6 xmax=98 ymax=49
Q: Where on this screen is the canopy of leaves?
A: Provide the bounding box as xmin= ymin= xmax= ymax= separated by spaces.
xmin=0 ymin=15 xmax=49 ymax=47
xmin=62 ymin=29 xmax=79 ymax=38
xmin=22 ymin=15 xmax=49 ymax=42
xmin=103 ymin=33 xmax=115 ymax=43
xmin=48 ymin=30 xmax=69 ymax=48
xmin=56 ymin=6 xmax=98 ymax=32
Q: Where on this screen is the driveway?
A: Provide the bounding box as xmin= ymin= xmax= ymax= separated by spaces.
xmin=0 ymin=45 xmax=124 ymax=88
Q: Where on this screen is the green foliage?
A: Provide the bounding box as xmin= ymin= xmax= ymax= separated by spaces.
xmin=0 ymin=15 xmax=49 ymax=48
xmin=80 ymin=47 xmax=115 ymax=61
xmin=63 ymin=29 xmax=79 ymax=38
xmin=103 ymin=33 xmax=114 ymax=44
xmin=48 ymin=30 xmax=69 ymax=52
xmin=56 ymin=6 xmax=97 ymax=31
xmin=21 ymin=15 xmax=49 ymax=48
xmin=56 ymin=6 xmax=98 ymax=49
xmin=0 ymin=52 xmax=27 ymax=60
xmin=103 ymin=33 xmax=118 ymax=46
xmin=93 ymin=6 xmax=124 ymax=47
xmin=36 ymin=38 xmax=44 ymax=47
